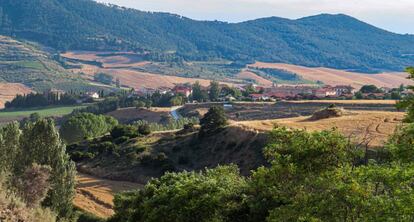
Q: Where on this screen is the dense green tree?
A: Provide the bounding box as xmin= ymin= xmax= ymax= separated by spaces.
xmin=169 ymin=95 xmax=184 ymax=106
xmin=108 ymin=165 xmax=247 ymax=222
xmin=15 ymin=119 xmax=76 ymax=220
xmin=0 ymin=122 xmax=21 ymax=171
xmin=248 ymin=128 xmax=360 ymax=221
xmin=359 ymin=85 xmax=382 ymax=93
xmin=243 ymin=84 xmax=256 ymax=97
xmin=199 ymin=106 xmax=228 ymax=136
xmin=229 ymin=87 xmax=242 ymax=98
xmin=191 ymin=81 xmax=205 ymax=102
xmin=60 ymin=113 xmax=118 ymax=144
xmin=110 ymin=125 xmax=138 ymax=139
xmin=94 ymin=73 xmax=114 ymax=85
xmin=209 ymin=81 xmax=221 ymax=101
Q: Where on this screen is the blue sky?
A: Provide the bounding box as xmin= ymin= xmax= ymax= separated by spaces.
xmin=98 ymin=0 xmax=413 ymax=34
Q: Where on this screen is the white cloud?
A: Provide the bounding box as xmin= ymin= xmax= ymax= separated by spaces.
xmin=98 ymin=0 xmax=414 ymax=34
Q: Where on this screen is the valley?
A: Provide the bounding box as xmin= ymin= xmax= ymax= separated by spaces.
xmin=0 ymin=0 xmax=413 ymax=221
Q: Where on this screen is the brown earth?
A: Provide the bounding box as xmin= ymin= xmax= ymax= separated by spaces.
xmin=103 ymin=68 xmax=217 ymax=89
xmin=62 ymin=51 xmax=228 ymax=89
xmin=74 ymin=173 xmax=142 ymax=218
xmin=289 ymin=100 xmax=398 ymax=105
xmin=237 ymin=110 xmax=405 ymax=147
xmin=250 ymin=62 xmax=412 ymax=89
xmin=62 ymin=51 xmax=150 ymax=68
xmin=0 ymin=83 xmax=32 ymax=108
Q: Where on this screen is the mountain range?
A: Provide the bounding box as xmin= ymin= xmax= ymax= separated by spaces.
xmin=0 ymin=0 xmax=414 ymax=72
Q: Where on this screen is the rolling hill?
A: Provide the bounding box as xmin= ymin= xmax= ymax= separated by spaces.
xmin=249 ymin=62 xmax=413 ymax=89
xmin=0 ymin=35 xmax=112 ymax=107
xmin=0 ymin=0 xmax=414 ymax=73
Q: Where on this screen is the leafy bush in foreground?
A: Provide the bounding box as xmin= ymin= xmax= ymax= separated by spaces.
xmin=110 ymin=125 xmax=414 ymax=221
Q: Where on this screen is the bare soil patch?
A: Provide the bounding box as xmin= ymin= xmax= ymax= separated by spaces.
xmin=290 ymin=100 xmax=397 ymax=105
xmin=0 ymin=83 xmax=32 ymax=108
xmin=74 ymin=173 xmax=142 ymax=218
xmin=237 ymin=111 xmax=405 ymax=147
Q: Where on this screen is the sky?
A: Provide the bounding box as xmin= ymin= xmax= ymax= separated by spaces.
xmin=98 ymin=0 xmax=413 ymax=34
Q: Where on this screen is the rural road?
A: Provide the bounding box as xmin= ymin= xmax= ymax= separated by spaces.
xmin=170 ymin=106 xmax=182 ymax=120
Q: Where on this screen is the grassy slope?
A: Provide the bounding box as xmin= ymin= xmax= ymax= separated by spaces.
xmin=0 ymin=35 xmax=103 ymax=92
xmin=0 ymin=105 xmax=85 ymax=118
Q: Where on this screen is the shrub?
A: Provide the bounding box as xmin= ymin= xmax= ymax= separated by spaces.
xmin=17 ymin=164 xmax=51 ymax=208
xmin=126 ymin=152 xmax=139 ymax=162
xmin=111 ymin=125 xmax=138 ymax=139
xmin=95 ymin=141 xmax=117 ymax=154
xmin=114 ymin=136 xmax=130 ymax=145
xmin=138 ymin=124 xmax=151 ymax=135
xmin=199 ymin=106 xmax=228 ymax=136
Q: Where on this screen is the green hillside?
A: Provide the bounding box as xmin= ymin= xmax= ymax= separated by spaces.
xmin=0 ymin=35 xmax=101 ymax=92
xmin=0 ymin=0 xmax=414 ymax=72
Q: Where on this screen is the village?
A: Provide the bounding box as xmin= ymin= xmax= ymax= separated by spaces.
xmin=131 ymin=82 xmax=409 ymax=102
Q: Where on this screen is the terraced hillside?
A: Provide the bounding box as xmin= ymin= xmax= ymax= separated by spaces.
xmin=0 ymin=36 xmax=98 ymax=92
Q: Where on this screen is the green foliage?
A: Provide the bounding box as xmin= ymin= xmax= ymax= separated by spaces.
xmin=108 ymin=165 xmax=247 ymax=222
xmin=76 ymin=212 xmax=106 ymax=222
xmin=110 ymin=121 xmax=414 ymax=221
xmin=359 ymin=85 xmax=383 ymax=93
xmin=0 ymin=35 xmax=101 ymax=93
xmin=0 ymin=119 xmax=76 ymax=220
xmin=396 ymin=67 xmax=414 ymax=122
xmin=249 ymin=67 xmax=310 ymax=84
xmin=169 ymin=95 xmax=185 ymax=106
xmin=110 ymin=125 xmax=138 ymax=139
xmin=60 ymin=113 xmax=118 ymax=144
xmin=191 ymin=81 xmax=208 ymax=102
xmin=5 ymin=93 xmax=77 ymax=109
xmin=199 ymin=106 xmax=228 ymax=136
xmin=19 ymin=119 xmax=76 ymax=220
xmin=209 ymin=81 xmax=221 ymax=101
xmin=0 ymin=175 xmax=56 ymax=222
xmin=1 ymin=1 xmax=414 ymax=72
xmin=94 ymin=73 xmax=114 ymax=85
xmin=134 ymin=117 xmax=199 ymax=132
xmin=75 ymin=97 xmax=120 ymax=115
xmin=138 ymin=124 xmax=151 ymax=136
xmin=243 ymin=84 xmax=256 ymax=97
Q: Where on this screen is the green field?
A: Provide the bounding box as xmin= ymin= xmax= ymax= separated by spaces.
xmin=0 ymin=105 xmax=86 ymax=119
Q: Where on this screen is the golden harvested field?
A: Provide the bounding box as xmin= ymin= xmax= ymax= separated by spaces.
xmin=236 ymin=111 xmax=405 ymax=147
xmin=62 ymin=51 xmax=230 ymax=89
xmin=74 ymin=173 xmax=142 ymax=218
xmin=237 ymin=69 xmax=273 ymax=86
xmin=289 ymin=100 xmax=398 ymax=105
xmin=62 ymin=51 xmax=150 ymax=68
xmin=0 ymin=83 xmax=32 ymax=108
xmin=250 ymin=62 xmax=412 ymax=89
xmin=103 ymin=68 xmax=215 ymax=89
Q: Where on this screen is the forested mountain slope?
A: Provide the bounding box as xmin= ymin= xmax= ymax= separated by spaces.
xmin=0 ymin=0 xmax=414 ymax=72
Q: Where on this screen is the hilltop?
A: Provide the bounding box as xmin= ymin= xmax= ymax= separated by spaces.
xmin=0 ymin=0 xmax=414 ymax=72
